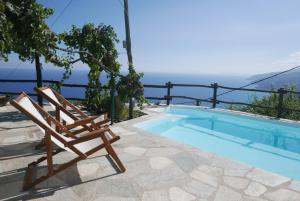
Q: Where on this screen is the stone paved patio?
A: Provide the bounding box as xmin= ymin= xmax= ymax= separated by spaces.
xmin=1 ymin=105 xmax=300 ymax=201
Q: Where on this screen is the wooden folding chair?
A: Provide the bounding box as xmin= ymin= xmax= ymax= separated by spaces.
xmin=34 ymin=86 xmax=121 ymax=149
xmin=10 ymin=93 xmax=125 ymax=190
xmin=34 ymin=86 xmax=111 ymax=133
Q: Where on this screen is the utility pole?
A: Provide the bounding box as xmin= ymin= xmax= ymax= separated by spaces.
xmin=123 ymin=0 xmax=134 ymax=119
xmin=123 ymin=0 xmax=133 ymax=67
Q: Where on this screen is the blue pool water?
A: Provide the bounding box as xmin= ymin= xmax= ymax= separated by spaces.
xmin=136 ymin=107 xmax=300 ymax=180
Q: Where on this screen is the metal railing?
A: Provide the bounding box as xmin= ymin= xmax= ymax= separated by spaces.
xmin=1 ymin=79 xmax=300 ymax=119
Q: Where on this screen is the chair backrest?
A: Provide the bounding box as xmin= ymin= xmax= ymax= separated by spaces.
xmin=36 ymin=86 xmax=108 ymax=126
xmin=10 ymin=93 xmax=75 ymax=153
xmin=35 ymin=87 xmax=78 ymax=124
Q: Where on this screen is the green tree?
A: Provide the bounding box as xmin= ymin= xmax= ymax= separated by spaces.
xmin=241 ymin=86 xmax=300 ymax=120
xmin=117 ymin=66 xmax=145 ymax=117
xmin=0 ymin=0 xmax=70 ymax=105
xmin=0 ymin=0 xmax=66 ymax=64
xmin=61 ymin=23 xmax=121 ymax=113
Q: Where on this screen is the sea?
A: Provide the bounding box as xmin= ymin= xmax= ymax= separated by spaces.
xmin=0 ymin=67 xmax=266 ymax=108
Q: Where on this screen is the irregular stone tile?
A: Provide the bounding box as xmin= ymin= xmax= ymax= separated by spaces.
xmin=172 ymin=153 xmax=201 ymax=172
xmin=264 ymin=189 xmax=300 ymax=201
xmin=0 ymin=180 xmax=24 ymax=200
xmin=146 ymin=147 xmax=181 ymax=157
xmin=142 ymin=190 xmax=169 ymax=201
xmin=246 ymin=168 xmax=290 ymax=187
xmin=111 ymin=126 xmax=137 ymax=136
xmin=243 ymin=196 xmax=269 ymax=201
xmin=198 ymin=165 xmax=223 ymax=177
xmin=2 ymin=136 xmax=27 ymax=144
xmin=149 ymin=157 xmax=173 ymax=170
xmin=94 ymin=196 xmax=136 ymax=201
xmin=124 ymin=146 xmax=146 ymax=156
xmin=169 ymin=187 xmax=196 ymax=201
xmin=134 ymin=165 xmax=187 ymax=190
xmin=244 ymin=182 xmax=267 ymax=197
xmin=77 ymin=162 xmax=99 ymax=178
xmin=110 ymin=126 xmax=129 ymax=134
xmin=223 ymin=176 xmax=249 ymax=190
xmin=95 ymin=179 xmax=142 ymax=198
xmin=195 ymin=150 xmax=214 ymax=160
xmin=211 ymin=156 xmax=251 ymax=177
xmin=289 ymin=180 xmax=300 ymax=192
xmin=43 ymin=187 xmax=82 ymax=201
xmin=214 ymin=186 xmax=243 ymax=201
xmin=124 ymin=131 xmax=138 ymax=136
xmin=190 ymin=170 xmax=219 ymax=187
xmin=182 ymin=180 xmax=216 ymax=199
xmin=71 ymin=180 xmax=98 ymax=201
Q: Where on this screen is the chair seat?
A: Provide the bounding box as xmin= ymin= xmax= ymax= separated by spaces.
xmin=74 ymin=137 xmax=102 ymax=154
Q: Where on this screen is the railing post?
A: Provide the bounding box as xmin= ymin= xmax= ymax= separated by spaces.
xmin=129 ymin=97 xmax=133 ymax=119
xmin=110 ymin=74 xmax=116 ymax=125
xmin=211 ymin=83 xmax=218 ymax=108
xmin=166 ymin=81 xmax=172 ymax=105
xmin=55 ymin=81 xmax=61 ymax=93
xmin=277 ymin=88 xmax=285 ymax=119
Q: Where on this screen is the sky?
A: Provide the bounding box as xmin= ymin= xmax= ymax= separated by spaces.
xmin=2 ymin=0 xmax=300 ymax=76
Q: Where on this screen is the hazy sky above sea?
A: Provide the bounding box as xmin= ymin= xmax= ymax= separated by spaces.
xmin=2 ymin=0 xmax=300 ymax=76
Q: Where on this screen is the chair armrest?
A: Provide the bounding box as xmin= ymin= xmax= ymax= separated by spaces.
xmin=65 ymin=116 xmax=98 ymax=130
xmin=102 ymin=112 xmax=109 ymax=120
xmin=93 ymin=119 xmax=110 ymax=127
xmin=66 ymin=127 xmax=109 ymax=146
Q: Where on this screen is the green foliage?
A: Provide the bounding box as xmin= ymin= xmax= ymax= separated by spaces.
xmin=226 ymin=104 xmax=244 ymax=111
xmin=0 ymin=0 xmax=69 ymax=66
xmin=117 ymin=66 xmax=146 ymax=108
xmin=0 ymin=1 xmax=146 ymax=120
xmin=240 ymin=86 xmax=300 ymax=120
xmin=114 ymin=96 xmax=145 ymax=121
xmin=61 ymin=23 xmax=120 ymax=113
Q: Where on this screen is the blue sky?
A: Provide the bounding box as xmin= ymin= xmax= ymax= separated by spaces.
xmin=2 ymin=0 xmax=300 ymax=75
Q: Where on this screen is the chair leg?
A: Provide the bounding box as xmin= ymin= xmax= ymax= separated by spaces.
xmin=22 ymin=148 xmax=62 ymax=190
xmin=101 ymin=135 xmax=126 ymax=172
xmin=35 ymin=138 xmax=46 ymax=150
xmin=45 ymin=133 xmax=54 ymax=175
xmin=23 ymin=154 xmax=82 ymax=191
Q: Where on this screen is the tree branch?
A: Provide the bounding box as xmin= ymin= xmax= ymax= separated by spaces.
xmin=70 ymin=58 xmax=81 ymax=64
xmin=54 ymin=46 xmax=125 ymax=78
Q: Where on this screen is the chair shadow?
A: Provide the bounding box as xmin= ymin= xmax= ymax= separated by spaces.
xmin=0 ymin=141 xmax=45 ymax=161
xmin=0 ymin=125 xmax=35 ymax=131
xmin=0 ymin=155 xmax=121 ymax=201
xmin=0 ymin=111 xmax=30 ymax=123
xmin=0 ymin=109 xmax=56 ymax=124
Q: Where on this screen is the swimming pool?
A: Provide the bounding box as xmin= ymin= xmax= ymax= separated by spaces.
xmin=136 ymin=107 xmax=300 ymax=180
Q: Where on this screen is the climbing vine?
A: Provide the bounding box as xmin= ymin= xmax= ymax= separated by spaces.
xmin=61 ymin=23 xmax=120 ymax=113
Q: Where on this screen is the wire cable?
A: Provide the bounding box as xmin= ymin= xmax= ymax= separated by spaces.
xmin=208 ymin=65 xmax=300 ymax=100
xmin=50 ymin=0 xmax=73 ymax=28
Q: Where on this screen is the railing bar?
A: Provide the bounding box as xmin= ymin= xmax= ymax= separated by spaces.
xmin=170 ymin=95 xmax=213 ymax=103
xmin=0 ymin=91 xmax=37 ymax=96
xmin=283 ymin=108 xmax=300 ymax=112
xmin=61 ymin=83 xmax=88 ymax=88
xmin=172 ymin=83 xmax=213 ymax=88
xmin=145 ymin=96 xmax=167 ymax=100
xmin=218 ymin=85 xmax=278 ymax=93
xmin=285 ymin=90 xmax=300 ymax=95
xmin=217 ymin=100 xmax=274 ymax=109
xmin=143 ymin=84 xmax=168 ymax=88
